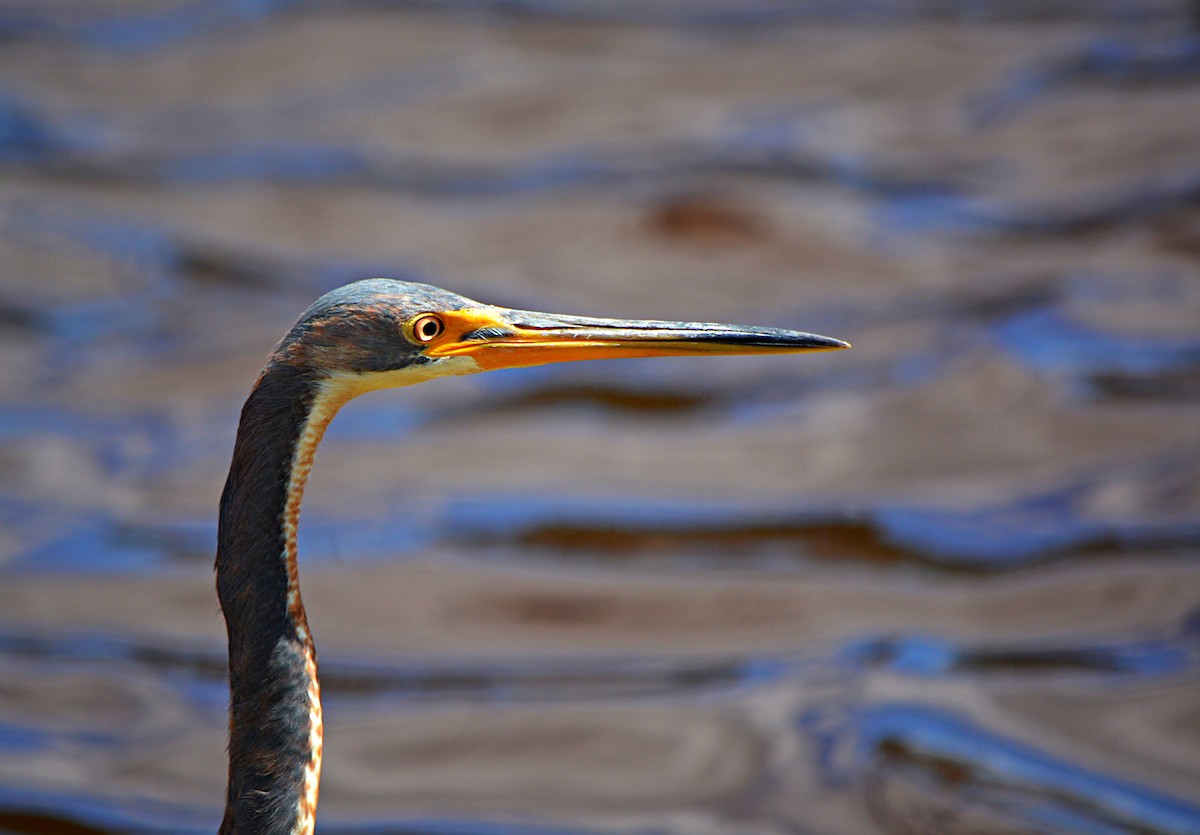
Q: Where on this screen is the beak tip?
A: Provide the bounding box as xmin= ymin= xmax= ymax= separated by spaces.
xmin=808 ymin=335 xmax=851 ymax=351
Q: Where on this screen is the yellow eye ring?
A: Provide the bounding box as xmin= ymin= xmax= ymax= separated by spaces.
xmin=409 ymin=313 xmax=445 ymax=344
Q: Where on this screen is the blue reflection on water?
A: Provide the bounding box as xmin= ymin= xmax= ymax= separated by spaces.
xmin=0 ymin=781 xmax=649 ymax=835
xmin=837 ymin=632 xmax=1195 ymax=678
xmin=2 ymin=621 xmax=1194 ymax=830
xmin=0 ymin=94 xmax=67 ymax=162
xmin=0 ymin=784 xmax=621 ymax=835
xmin=442 ymin=480 xmax=1199 ymax=570
xmin=969 ymin=34 xmax=1200 ymax=127
xmin=994 ymin=305 xmax=1200 ymax=379
xmin=877 ymin=170 xmax=1200 ymax=237
xmin=0 ymin=722 xmax=49 ymax=754
xmin=81 ymin=0 xmax=301 ymax=52
xmin=800 ymin=702 xmax=1200 ymax=834
xmin=165 ymin=143 xmax=375 ymax=184
xmin=0 ymin=786 xmax=213 ymax=835
xmin=873 ymin=496 xmax=1200 ymax=566
xmin=1 ymin=0 xmax=1180 ymax=54
xmin=2 ymin=621 xmax=1193 ymax=708
xmin=10 ymin=465 xmax=1195 ymax=573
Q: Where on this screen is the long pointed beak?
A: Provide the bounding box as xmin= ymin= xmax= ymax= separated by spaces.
xmin=423 ymin=306 xmax=849 ymax=371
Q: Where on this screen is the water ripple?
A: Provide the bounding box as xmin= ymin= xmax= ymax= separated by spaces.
xmin=1 ymin=1 xmax=1185 ymax=53
xmin=800 ymin=702 xmax=1200 ymax=834
xmin=969 ymin=34 xmax=1200 ymax=128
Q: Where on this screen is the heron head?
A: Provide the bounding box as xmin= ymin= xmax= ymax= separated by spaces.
xmin=273 ymin=277 xmax=848 ymax=401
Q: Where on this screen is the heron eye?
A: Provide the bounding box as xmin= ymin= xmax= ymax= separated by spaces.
xmin=410 ymin=314 xmax=445 ymax=343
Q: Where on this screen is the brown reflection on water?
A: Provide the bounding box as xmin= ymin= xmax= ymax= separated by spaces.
xmin=509 ymin=519 xmax=945 ymax=569
xmin=0 ymin=3 xmax=1199 ymax=834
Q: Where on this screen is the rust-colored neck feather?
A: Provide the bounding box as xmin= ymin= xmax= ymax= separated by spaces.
xmin=216 ymin=363 xmax=333 ymax=835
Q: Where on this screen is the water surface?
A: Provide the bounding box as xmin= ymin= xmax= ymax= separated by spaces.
xmin=0 ymin=2 xmax=1198 ymax=833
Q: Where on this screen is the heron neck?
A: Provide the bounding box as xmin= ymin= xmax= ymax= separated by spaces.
xmin=216 ymin=363 xmax=333 ymax=835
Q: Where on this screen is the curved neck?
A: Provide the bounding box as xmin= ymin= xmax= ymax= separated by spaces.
xmin=216 ymin=364 xmax=343 ymax=835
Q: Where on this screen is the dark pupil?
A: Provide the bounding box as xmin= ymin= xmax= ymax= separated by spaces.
xmin=420 ymin=319 xmax=438 ymax=339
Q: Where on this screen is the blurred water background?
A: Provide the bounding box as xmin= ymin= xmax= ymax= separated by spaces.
xmin=1 ymin=1 xmax=1200 ymax=833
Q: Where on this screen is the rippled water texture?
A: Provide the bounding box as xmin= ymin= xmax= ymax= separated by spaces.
xmin=1 ymin=2 xmax=1199 ymax=833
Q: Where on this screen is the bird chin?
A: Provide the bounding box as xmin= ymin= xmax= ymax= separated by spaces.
xmin=321 ymin=355 xmax=484 ymax=404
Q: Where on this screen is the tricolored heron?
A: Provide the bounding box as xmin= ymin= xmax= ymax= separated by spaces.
xmin=216 ymin=278 xmax=848 ymax=834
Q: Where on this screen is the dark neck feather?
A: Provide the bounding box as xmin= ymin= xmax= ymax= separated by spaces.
xmin=216 ymin=363 xmax=320 ymax=835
